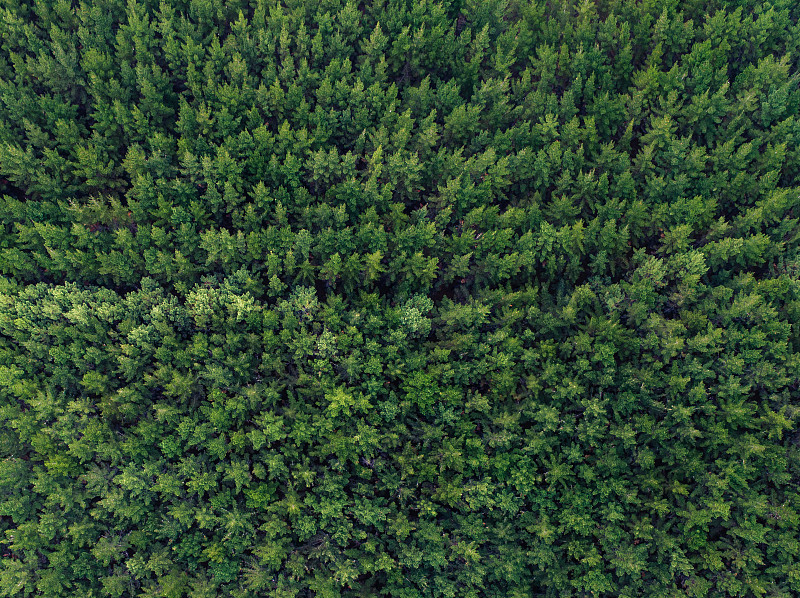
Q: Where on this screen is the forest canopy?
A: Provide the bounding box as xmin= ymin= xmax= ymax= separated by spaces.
xmin=1 ymin=0 xmax=799 ymax=597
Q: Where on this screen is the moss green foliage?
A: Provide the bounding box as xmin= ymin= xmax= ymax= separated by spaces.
xmin=1 ymin=0 xmax=800 ymax=596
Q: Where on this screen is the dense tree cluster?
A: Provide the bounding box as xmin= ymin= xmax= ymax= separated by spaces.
xmin=1 ymin=0 xmax=799 ymax=596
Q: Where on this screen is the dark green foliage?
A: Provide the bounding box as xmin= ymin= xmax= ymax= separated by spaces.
xmin=1 ymin=0 xmax=799 ymax=596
